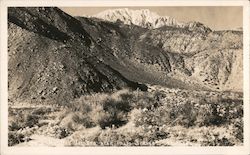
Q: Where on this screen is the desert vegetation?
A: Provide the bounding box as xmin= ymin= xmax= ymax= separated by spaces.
xmin=8 ymin=86 xmax=243 ymax=146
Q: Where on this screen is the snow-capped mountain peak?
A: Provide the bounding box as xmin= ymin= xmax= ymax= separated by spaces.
xmin=92 ymin=8 xmax=184 ymax=29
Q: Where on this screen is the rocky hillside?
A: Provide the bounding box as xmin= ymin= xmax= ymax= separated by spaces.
xmin=8 ymin=7 xmax=243 ymax=106
xmin=80 ymin=8 xmax=242 ymax=92
xmin=137 ymin=26 xmax=243 ymax=91
xmin=8 ymin=7 xmax=146 ymax=105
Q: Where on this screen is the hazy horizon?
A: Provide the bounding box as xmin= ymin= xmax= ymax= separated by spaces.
xmin=60 ymin=6 xmax=242 ymax=31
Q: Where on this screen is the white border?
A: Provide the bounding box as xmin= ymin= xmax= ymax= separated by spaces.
xmin=1 ymin=0 xmax=249 ymax=155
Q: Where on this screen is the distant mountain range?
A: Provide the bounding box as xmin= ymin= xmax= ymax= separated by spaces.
xmin=93 ymin=8 xmax=182 ymax=29
xmin=93 ymin=8 xmax=212 ymax=33
xmin=8 ymin=7 xmax=243 ymax=105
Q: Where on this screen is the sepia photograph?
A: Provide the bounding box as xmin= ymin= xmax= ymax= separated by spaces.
xmin=1 ymin=0 xmax=250 ymax=154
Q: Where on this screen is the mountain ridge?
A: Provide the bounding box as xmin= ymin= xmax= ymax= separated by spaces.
xmin=8 ymin=7 xmax=147 ymax=105
xmin=92 ymin=8 xmax=212 ymax=33
xmin=8 ymin=7 xmax=243 ymax=106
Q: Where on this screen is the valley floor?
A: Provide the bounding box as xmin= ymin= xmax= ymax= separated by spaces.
xmin=8 ymin=85 xmax=243 ymax=147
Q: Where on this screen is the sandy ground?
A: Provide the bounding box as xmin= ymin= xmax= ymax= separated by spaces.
xmin=15 ymin=135 xmax=66 ymax=147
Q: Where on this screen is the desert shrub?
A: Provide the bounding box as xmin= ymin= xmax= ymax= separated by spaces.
xmin=37 ymin=122 xmax=72 ymax=138
xmin=129 ymin=90 xmax=165 ymax=110
xmin=201 ymin=132 xmax=234 ymax=146
xmin=9 ymin=121 xmax=22 ymax=131
xmin=133 ymin=93 xmax=243 ymax=128
xmin=69 ymin=100 xmax=92 ymax=113
xmin=103 ymin=98 xmax=131 ymax=113
xmin=164 ymin=101 xmax=197 ymax=127
xmin=134 ymin=100 xmax=197 ymax=127
xmin=136 ymin=126 xmax=169 ymax=144
xmin=8 ymin=112 xmax=39 ymax=130
xmin=59 ymin=111 xmax=97 ymax=130
xmin=64 ymin=127 xmax=102 ymax=146
xmin=97 ymin=111 xmax=126 ymax=129
xmin=134 ymin=109 xmax=161 ymax=127
xmin=220 ymin=99 xmax=243 ymax=122
xmin=119 ymin=92 xmax=135 ymax=102
xmin=69 ymin=98 xmax=130 ymax=129
xmin=195 ymin=103 xmax=224 ymax=126
xmin=59 ymin=95 xmax=101 ymax=130
xmin=25 ymin=114 xmax=40 ymax=127
xmin=232 ymin=118 xmax=243 ymax=142
xmin=57 ymin=109 xmax=71 ymax=122
xmin=58 ymin=112 xmax=94 ymax=132
xmin=96 ymin=129 xmax=137 ymax=146
xmin=55 ymin=127 xmax=71 ymax=139
xmin=131 ymin=93 xmax=156 ymax=109
xmin=8 ymin=131 xmax=24 ymax=146
xmin=97 ymin=98 xmax=131 ymax=129
xmin=72 ymin=114 xmax=95 ymax=128
xmin=96 ymin=126 xmax=169 ymax=146
xmin=31 ymin=107 xmax=52 ymax=116
xmin=8 ymin=109 xmax=26 ymax=131
xmin=153 ymin=90 xmax=166 ymax=101
xmin=69 ymin=93 xmax=108 ymax=112
xmin=9 ymin=107 xmax=54 ymax=132
xmin=195 ymin=97 xmax=243 ymax=126
xmin=66 ymin=89 xmax=136 ymax=129
xmin=97 ymin=129 xmax=120 ymax=146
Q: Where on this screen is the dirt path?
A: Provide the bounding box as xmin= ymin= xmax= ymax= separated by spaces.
xmin=15 ymin=134 xmax=66 ymax=147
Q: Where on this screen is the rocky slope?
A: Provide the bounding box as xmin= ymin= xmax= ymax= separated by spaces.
xmin=8 ymin=7 xmax=243 ymax=106
xmin=138 ymin=27 xmax=243 ymax=91
xmin=8 ymin=7 xmax=146 ymax=105
xmin=76 ymin=17 xmax=207 ymax=90
xmin=79 ymin=10 xmax=243 ymax=91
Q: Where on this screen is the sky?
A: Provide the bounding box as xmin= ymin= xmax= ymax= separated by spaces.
xmin=60 ymin=6 xmax=242 ymax=31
